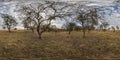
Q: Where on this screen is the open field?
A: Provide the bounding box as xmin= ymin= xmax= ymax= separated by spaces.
xmin=0 ymin=30 xmax=120 ymax=60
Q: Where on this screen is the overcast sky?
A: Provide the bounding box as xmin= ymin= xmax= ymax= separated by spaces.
xmin=0 ymin=0 xmax=115 ymax=2
xmin=0 ymin=0 xmax=120 ymax=29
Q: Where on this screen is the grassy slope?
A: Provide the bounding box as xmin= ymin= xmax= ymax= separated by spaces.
xmin=0 ymin=30 xmax=120 ymax=60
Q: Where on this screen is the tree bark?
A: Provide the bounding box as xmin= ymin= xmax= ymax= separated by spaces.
xmin=8 ymin=27 xmax=11 ymax=33
xmin=8 ymin=29 xmax=11 ymax=32
xmin=37 ymin=27 xmax=42 ymax=39
xmin=83 ymin=28 xmax=86 ymax=38
xmin=82 ymin=22 xmax=86 ymax=38
xmin=69 ymin=31 xmax=71 ymax=35
xmin=31 ymin=27 xmax=34 ymax=33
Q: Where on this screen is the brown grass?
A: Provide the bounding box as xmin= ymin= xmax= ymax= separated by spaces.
xmin=0 ymin=30 xmax=120 ymax=60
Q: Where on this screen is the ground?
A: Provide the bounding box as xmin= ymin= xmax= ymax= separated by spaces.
xmin=0 ymin=30 xmax=120 ymax=60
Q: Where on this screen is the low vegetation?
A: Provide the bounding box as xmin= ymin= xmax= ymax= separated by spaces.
xmin=0 ymin=30 xmax=120 ymax=60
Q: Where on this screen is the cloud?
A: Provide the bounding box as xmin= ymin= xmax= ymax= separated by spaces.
xmin=0 ymin=0 xmax=120 ymax=29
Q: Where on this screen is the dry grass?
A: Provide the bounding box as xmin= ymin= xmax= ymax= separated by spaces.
xmin=0 ymin=30 xmax=120 ymax=60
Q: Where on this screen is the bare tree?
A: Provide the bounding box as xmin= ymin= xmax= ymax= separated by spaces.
xmin=1 ymin=14 xmax=17 ymax=32
xmin=22 ymin=16 xmax=35 ymax=33
xmin=65 ymin=22 xmax=76 ymax=35
xmin=20 ymin=3 xmax=50 ymax=39
xmin=74 ymin=26 xmax=82 ymax=31
xmin=99 ymin=24 xmax=103 ymax=31
xmin=116 ymin=26 xmax=119 ymax=30
xmin=99 ymin=22 xmax=109 ymax=31
xmin=20 ymin=1 xmax=72 ymax=39
xmin=49 ymin=25 xmax=58 ymax=32
xmin=111 ymin=26 xmax=116 ymax=32
xmin=76 ymin=6 xmax=100 ymax=38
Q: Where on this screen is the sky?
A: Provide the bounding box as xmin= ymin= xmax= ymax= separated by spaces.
xmin=0 ymin=0 xmax=120 ymax=29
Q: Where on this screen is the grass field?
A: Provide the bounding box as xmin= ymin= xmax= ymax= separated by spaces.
xmin=0 ymin=30 xmax=120 ymax=60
